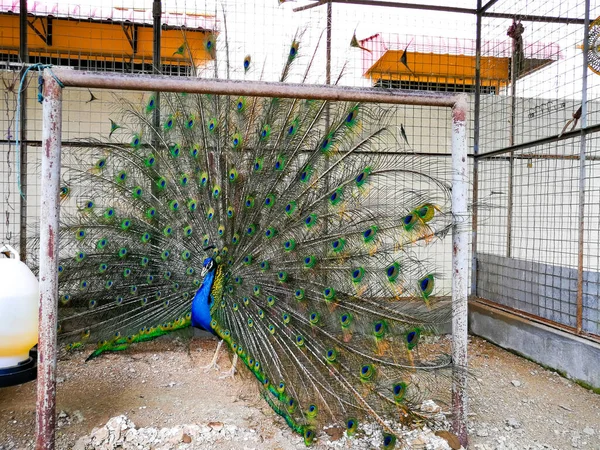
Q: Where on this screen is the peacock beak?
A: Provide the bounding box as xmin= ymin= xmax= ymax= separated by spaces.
xmin=200 ymin=266 xmax=208 ymax=278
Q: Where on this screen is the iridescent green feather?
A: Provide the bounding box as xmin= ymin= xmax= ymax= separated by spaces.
xmin=36 ymin=36 xmax=455 ymax=450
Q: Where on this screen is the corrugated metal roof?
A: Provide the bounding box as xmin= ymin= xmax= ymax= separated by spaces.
xmin=0 ymin=0 xmax=218 ymax=30
xmin=359 ymin=33 xmax=562 ymax=74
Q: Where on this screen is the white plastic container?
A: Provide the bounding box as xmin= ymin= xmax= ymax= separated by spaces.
xmin=0 ymin=245 xmax=39 ymax=368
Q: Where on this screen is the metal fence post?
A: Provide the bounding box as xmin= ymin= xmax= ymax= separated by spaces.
xmin=576 ymin=0 xmax=590 ymax=334
xmin=472 ymin=0 xmax=482 ymax=295
xmin=35 ymin=70 xmax=63 ymax=450
xmin=451 ymin=93 xmax=469 ymax=447
xmin=18 ymin=0 xmax=29 ymax=260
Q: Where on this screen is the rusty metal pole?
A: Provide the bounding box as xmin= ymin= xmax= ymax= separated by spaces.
xmin=18 ymin=0 xmax=29 ymax=260
xmin=326 ymin=0 xmax=332 ymax=104
xmin=576 ymin=0 xmax=590 ymax=334
xmin=506 ymin=21 xmax=522 ymax=258
xmin=35 ymin=71 xmax=63 ymax=450
xmin=48 ymin=68 xmax=458 ymax=106
xmin=471 ymin=0 xmax=482 ymax=295
xmin=152 ymin=0 xmax=161 ymax=128
xmin=506 ymin=56 xmax=516 ymax=258
xmin=324 ymin=1 xmax=332 ymax=284
xmin=451 ymin=93 xmax=469 ymax=448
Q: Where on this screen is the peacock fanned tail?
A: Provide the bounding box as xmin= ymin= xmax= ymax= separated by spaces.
xmin=35 ymin=37 xmax=457 ymax=448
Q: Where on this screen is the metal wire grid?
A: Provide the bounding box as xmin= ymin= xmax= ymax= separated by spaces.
xmin=1 ymin=0 xmax=481 ymax=85
xmin=475 ymin=144 xmax=600 ymax=337
xmin=475 ymin=0 xmax=600 ymax=338
xmin=477 ymin=139 xmax=582 ymax=267
xmin=0 ymin=0 xmax=479 ymax=296
xmin=478 ymin=0 xmax=589 ymax=155
xmin=0 ymin=1 xmax=19 ymax=68
xmin=15 ymin=1 xmax=600 ymax=332
xmin=477 ymin=137 xmax=583 ymax=330
xmin=23 ymin=98 xmax=460 ymax=296
xmin=0 ymin=70 xmax=21 ymax=247
xmin=582 ymin=132 xmax=600 ymax=335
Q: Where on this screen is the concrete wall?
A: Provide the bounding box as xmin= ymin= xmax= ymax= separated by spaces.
xmin=469 ymin=300 xmax=600 ymax=390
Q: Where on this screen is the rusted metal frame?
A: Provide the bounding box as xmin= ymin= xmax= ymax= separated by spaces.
xmin=322 ymin=0 xmax=332 ymax=288
xmin=27 ymin=18 xmax=47 ymax=44
xmin=506 ymin=29 xmax=518 ymax=258
xmin=295 ymin=0 xmax=583 ymax=24
xmin=506 ymin=160 xmax=514 ymax=258
xmin=482 ymin=12 xmax=586 ymax=25
xmin=325 ymin=3 xmax=332 ymax=202
xmin=576 ymin=0 xmax=590 ymax=335
xmin=122 ymin=23 xmax=139 ymax=54
xmin=19 ymin=0 xmax=29 ymax=260
xmin=37 ymin=68 xmax=469 ymax=447
xmin=473 ymin=297 xmax=600 ymax=345
xmin=474 ymin=122 xmax=600 ymax=159
xmin=326 ymin=0 xmax=332 ymax=98
xmin=479 ymin=0 xmax=499 ymax=13
xmin=49 ymin=68 xmax=459 ymax=106
xmin=480 ymin=152 xmax=600 ymax=162
xmin=0 ymin=139 xmax=463 ymax=157
xmin=451 ymin=94 xmax=469 ymax=448
xmin=28 ymin=16 xmax=53 ymax=46
xmin=294 ymin=0 xmax=475 ymax=14
xmin=150 ymin=0 xmax=162 ymax=240
xmin=293 ymin=0 xmax=328 ymax=11
xmin=152 ymin=0 xmax=161 ymax=123
xmin=471 ymin=0 xmax=482 ymax=296
xmin=35 ymin=71 xmax=62 ymax=450
xmin=479 ymin=0 xmax=584 ymax=23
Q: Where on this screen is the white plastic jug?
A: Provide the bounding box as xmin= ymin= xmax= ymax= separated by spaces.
xmin=0 ymin=245 xmax=39 ymax=368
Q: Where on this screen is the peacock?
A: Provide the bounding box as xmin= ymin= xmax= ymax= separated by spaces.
xmin=32 ymin=34 xmax=458 ymax=448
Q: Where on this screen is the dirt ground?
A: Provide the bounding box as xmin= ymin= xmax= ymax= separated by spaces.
xmin=0 ymin=335 xmax=599 ymax=450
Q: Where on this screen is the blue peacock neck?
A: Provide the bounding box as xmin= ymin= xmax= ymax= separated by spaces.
xmin=191 ymin=260 xmax=223 ymax=332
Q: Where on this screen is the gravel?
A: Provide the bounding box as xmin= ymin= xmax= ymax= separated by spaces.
xmin=1 ymin=335 xmax=599 ymax=449
xmin=67 ymin=414 xmax=455 ymax=450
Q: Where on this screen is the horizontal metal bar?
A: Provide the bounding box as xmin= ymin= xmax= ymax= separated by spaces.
xmin=295 ymin=0 xmax=475 ymax=14
xmin=295 ymin=0 xmax=582 ymax=23
xmin=49 ymin=68 xmax=460 ymax=107
xmin=479 ymin=0 xmax=499 ymax=13
xmin=482 ymin=11 xmax=586 ymax=24
xmin=475 ymin=122 xmax=600 ymax=159
xmin=482 ymin=153 xmax=600 ymax=162
xmin=0 ymin=139 xmax=474 ymax=158
xmin=293 ymin=0 xmax=328 ymax=12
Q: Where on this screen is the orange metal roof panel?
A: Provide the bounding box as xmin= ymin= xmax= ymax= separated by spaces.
xmin=0 ymin=0 xmax=218 ymax=30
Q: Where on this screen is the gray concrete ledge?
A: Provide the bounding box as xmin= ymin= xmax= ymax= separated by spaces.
xmin=469 ymin=300 xmax=600 ymax=391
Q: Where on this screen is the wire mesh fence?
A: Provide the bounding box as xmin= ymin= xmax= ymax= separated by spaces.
xmin=1 ymin=0 xmax=478 ymax=299
xmin=1 ymin=0 xmax=599 ymax=340
xmin=475 ymin=0 xmax=600 ymax=339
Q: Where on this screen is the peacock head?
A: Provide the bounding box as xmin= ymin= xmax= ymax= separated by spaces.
xmin=201 ymin=258 xmax=216 ymax=278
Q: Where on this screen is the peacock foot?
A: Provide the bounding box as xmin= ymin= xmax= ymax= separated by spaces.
xmin=219 ymin=354 xmax=238 ymax=380
xmin=201 ymin=360 xmax=221 ymax=372
xmin=200 ymin=340 xmax=223 ymax=372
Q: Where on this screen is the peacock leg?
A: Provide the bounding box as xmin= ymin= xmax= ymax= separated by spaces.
xmin=219 ymin=354 xmax=238 ymax=380
xmin=200 ymin=339 xmax=223 ymax=372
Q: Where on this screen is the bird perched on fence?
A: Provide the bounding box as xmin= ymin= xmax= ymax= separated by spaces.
xmin=33 ymin=34 xmax=456 ymax=448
